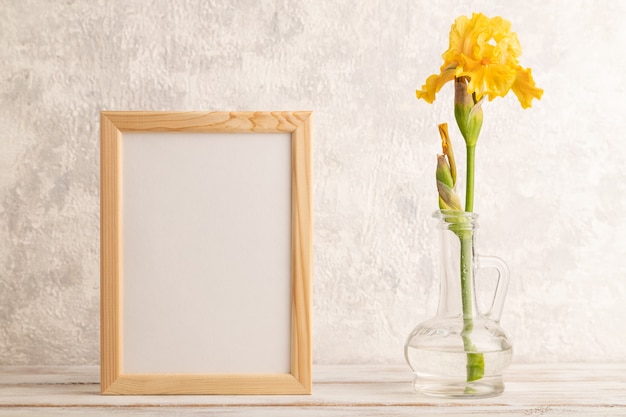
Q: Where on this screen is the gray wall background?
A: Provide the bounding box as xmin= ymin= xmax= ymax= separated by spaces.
xmin=2 ymin=0 xmax=626 ymax=365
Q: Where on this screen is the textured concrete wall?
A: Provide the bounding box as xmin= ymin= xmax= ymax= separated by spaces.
xmin=1 ymin=0 xmax=625 ymax=365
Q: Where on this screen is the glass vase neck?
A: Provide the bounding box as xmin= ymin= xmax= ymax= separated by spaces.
xmin=433 ymin=210 xmax=479 ymax=229
xmin=433 ymin=210 xmax=479 ymax=318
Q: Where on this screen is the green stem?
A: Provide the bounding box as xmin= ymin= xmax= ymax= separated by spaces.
xmin=465 ymin=145 xmax=476 ymax=212
xmin=446 ymin=141 xmax=484 ymax=382
xmin=459 ymin=231 xmax=484 ymax=382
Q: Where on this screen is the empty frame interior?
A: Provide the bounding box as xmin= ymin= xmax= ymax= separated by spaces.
xmin=100 ymin=112 xmax=312 ymax=394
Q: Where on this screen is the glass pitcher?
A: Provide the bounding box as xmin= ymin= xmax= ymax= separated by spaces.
xmin=404 ymin=210 xmax=512 ymax=398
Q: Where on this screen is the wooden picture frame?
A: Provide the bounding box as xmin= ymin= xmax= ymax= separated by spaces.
xmin=100 ymin=111 xmax=312 ymax=395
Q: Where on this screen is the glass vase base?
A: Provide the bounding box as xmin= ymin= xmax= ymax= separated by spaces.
xmin=412 ymin=375 xmax=504 ymax=399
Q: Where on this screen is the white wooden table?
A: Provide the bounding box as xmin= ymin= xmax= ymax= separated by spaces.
xmin=1 ymin=364 xmax=624 ymax=416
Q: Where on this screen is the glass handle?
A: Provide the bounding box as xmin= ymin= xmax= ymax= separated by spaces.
xmin=476 ymin=255 xmax=510 ymax=321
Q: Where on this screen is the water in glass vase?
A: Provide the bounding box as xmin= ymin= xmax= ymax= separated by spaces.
xmin=406 ymin=345 xmax=512 ymax=398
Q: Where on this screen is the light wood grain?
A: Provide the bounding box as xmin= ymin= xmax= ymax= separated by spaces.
xmin=103 ymin=373 xmax=309 ymax=395
xmin=99 ymin=113 xmax=122 ymax=393
xmin=290 ymin=113 xmax=313 ymax=392
xmin=99 ymin=111 xmax=313 ymax=395
xmin=100 ymin=111 xmax=311 ymax=133
xmin=3 ymin=407 xmax=626 ymax=417
xmin=0 ymin=364 xmax=624 ymax=416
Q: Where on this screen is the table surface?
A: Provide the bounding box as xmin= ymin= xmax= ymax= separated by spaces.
xmin=1 ymin=363 xmax=625 ymax=416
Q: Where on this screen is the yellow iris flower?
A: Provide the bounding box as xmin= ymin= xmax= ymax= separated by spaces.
xmin=416 ymin=13 xmax=543 ymax=108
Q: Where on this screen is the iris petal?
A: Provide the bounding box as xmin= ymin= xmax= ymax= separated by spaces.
xmin=416 ymin=68 xmax=456 ymax=103
xmin=416 ymin=12 xmax=541 ymax=108
xmin=511 ymin=67 xmax=544 ymax=109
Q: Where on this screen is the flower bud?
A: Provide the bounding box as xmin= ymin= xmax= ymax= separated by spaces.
xmin=436 ymin=155 xmax=463 ymax=211
xmin=454 ymin=78 xmax=483 ymax=147
xmin=438 ymin=123 xmax=456 ymax=184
